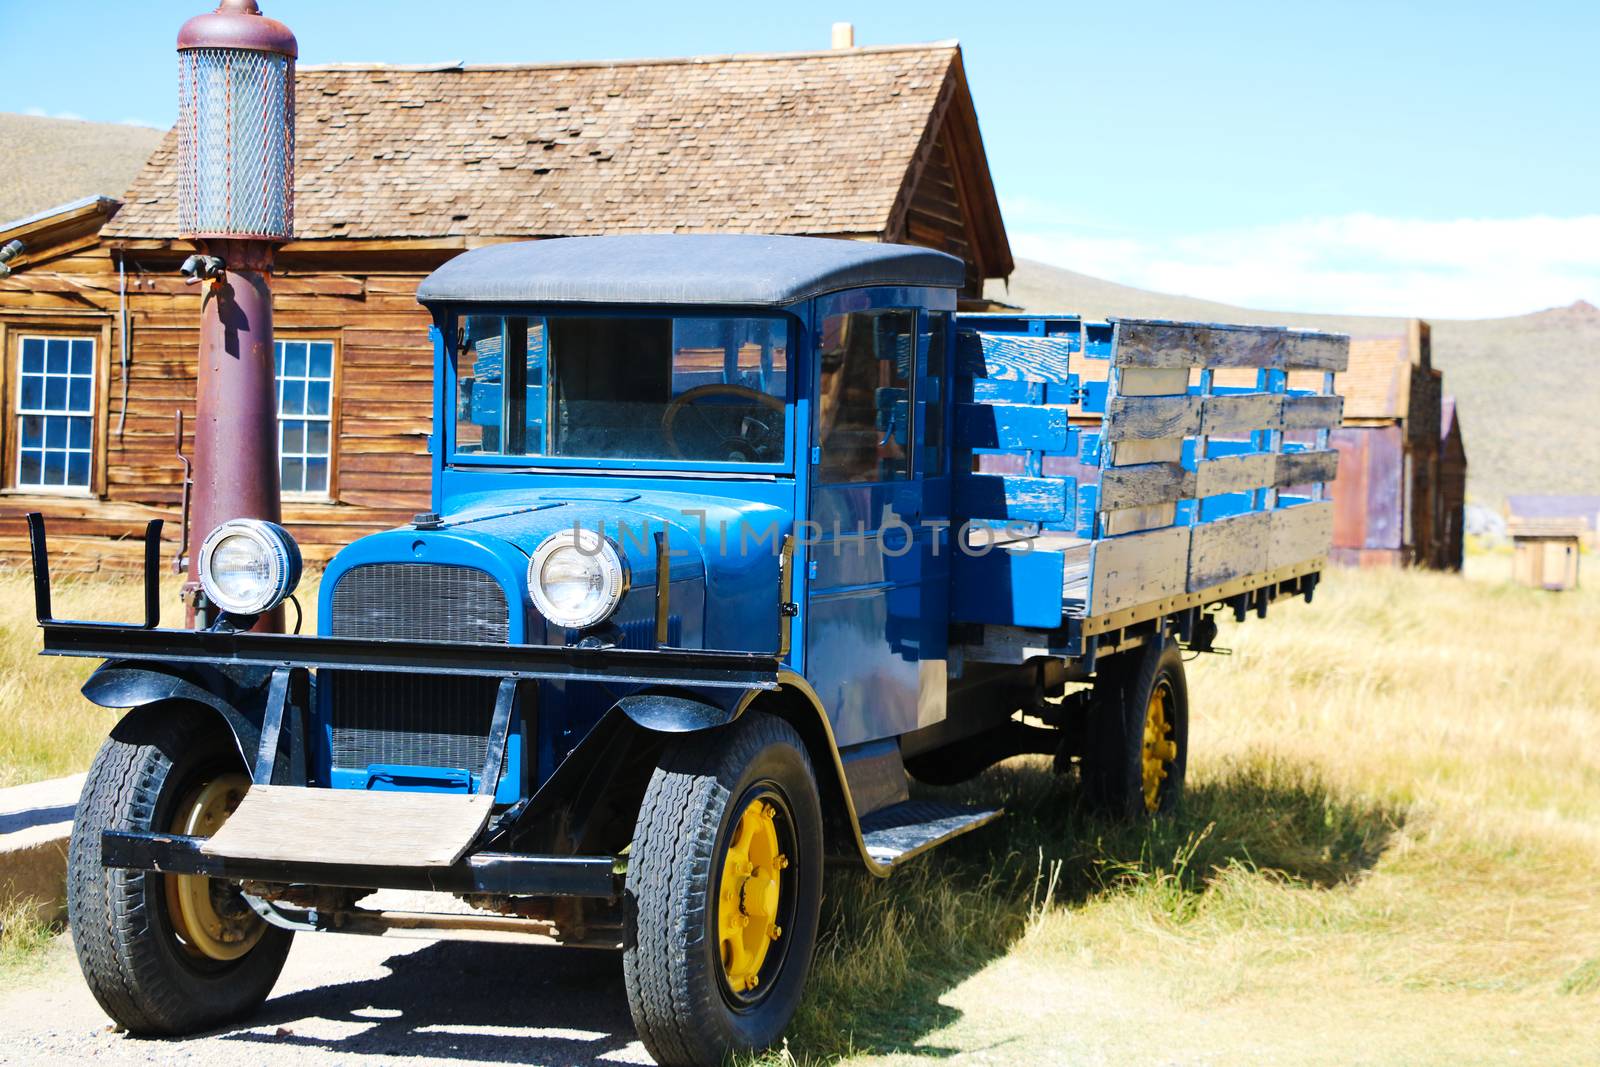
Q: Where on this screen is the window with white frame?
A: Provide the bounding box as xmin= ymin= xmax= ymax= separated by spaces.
xmin=274 ymin=339 xmax=335 ymax=496
xmin=15 ymin=335 xmax=95 ymax=490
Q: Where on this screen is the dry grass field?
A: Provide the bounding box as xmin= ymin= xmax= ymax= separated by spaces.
xmin=764 ymin=556 xmax=1600 ymax=1064
xmin=2 ymin=560 xmax=1597 ymax=1063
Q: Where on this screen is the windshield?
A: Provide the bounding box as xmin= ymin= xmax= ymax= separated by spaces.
xmin=452 ymin=313 xmax=791 ymax=466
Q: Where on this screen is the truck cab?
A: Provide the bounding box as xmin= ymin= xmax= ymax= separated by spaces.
xmin=37 ymin=234 xmax=1347 ymax=1066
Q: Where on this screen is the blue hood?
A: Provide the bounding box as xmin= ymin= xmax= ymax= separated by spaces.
xmin=320 ymin=488 xmax=790 ymax=654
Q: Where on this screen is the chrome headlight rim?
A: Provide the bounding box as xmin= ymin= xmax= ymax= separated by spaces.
xmin=527 ymin=527 xmax=629 ymax=631
xmin=197 ymin=518 xmax=302 ymax=617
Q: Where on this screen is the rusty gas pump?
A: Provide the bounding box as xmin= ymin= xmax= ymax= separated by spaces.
xmin=174 ymin=0 xmax=297 ymax=629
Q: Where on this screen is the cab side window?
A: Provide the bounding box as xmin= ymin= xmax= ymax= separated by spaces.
xmin=816 ymin=309 xmax=914 ymax=483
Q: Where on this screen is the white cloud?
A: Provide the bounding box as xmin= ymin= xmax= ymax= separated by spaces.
xmin=23 ymin=106 xmax=86 ymax=122
xmin=117 ymin=118 xmax=162 ymax=129
xmin=1008 ymin=210 xmax=1600 ymax=319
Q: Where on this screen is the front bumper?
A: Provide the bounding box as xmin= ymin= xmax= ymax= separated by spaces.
xmin=102 ymin=830 xmax=622 ymax=898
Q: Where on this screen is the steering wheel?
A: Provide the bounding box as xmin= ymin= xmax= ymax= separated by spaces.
xmin=661 ymin=384 xmax=786 ymax=462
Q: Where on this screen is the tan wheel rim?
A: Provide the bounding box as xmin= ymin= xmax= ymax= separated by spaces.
xmin=164 ymin=772 xmax=264 ymax=961
xmin=1141 ymin=682 xmax=1179 ymax=813
xmin=716 ymin=795 xmax=789 ymax=995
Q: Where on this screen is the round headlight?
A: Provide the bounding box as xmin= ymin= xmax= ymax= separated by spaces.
xmin=198 ymin=519 xmax=301 ymax=616
xmin=528 ymin=528 xmax=628 ymax=630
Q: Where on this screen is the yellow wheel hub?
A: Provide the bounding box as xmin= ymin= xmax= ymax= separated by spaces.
xmin=164 ymin=772 xmax=264 ymax=961
xmin=1141 ymin=683 xmax=1178 ymax=813
xmin=717 ymin=796 xmax=788 ymax=994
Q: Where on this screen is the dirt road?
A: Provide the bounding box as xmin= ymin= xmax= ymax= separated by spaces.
xmin=0 ymin=925 xmax=653 ymax=1066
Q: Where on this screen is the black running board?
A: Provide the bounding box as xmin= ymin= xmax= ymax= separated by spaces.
xmin=857 ymin=801 xmax=1002 ymax=869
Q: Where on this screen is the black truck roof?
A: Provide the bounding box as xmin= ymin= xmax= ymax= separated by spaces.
xmin=416 ymin=233 xmax=966 ymax=308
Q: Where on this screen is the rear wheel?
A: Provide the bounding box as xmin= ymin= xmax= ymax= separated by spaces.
xmin=67 ymin=709 xmax=292 ymax=1035
xmin=1078 ymin=639 xmax=1189 ymax=817
xmin=623 ymin=713 xmax=824 ymax=1066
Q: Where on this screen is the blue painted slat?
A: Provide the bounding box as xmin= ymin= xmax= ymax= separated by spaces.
xmin=969 ymin=377 xmax=1042 ymax=404
xmin=956 ymin=331 xmax=1077 ymax=382
xmin=954 ymin=403 xmax=1071 ymax=452
xmin=950 ymin=548 xmax=1066 ymax=628
xmin=1079 ymin=379 xmax=1108 ymax=412
xmin=954 ymin=474 xmax=1073 ymax=522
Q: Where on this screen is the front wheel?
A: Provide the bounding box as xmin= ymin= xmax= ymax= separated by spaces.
xmin=622 ymin=713 xmax=824 ymax=1066
xmin=67 ymin=708 xmax=292 ymax=1035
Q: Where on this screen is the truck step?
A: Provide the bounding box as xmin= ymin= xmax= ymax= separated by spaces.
xmin=858 ymin=800 xmax=1001 ymax=869
xmin=201 ymin=785 xmax=494 ymax=869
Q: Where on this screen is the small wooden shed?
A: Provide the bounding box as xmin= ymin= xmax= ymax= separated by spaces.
xmin=1509 ymin=518 xmax=1584 ymax=591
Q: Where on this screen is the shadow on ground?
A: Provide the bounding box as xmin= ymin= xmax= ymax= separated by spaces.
xmin=772 ymin=755 xmax=1406 ymax=1063
xmin=218 ymin=941 xmax=638 ymax=1065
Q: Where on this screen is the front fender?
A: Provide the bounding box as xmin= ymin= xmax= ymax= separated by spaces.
xmin=82 ymin=659 xmax=280 ymax=773
xmin=612 ymin=676 xmax=891 ymax=875
xmin=613 ymin=691 xmax=739 ymax=733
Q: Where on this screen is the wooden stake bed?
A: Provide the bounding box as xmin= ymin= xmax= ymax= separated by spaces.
xmin=200 ymin=785 xmax=495 ymax=869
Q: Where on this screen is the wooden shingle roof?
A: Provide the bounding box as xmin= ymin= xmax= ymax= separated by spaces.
xmin=103 ymin=42 xmax=1009 ymax=276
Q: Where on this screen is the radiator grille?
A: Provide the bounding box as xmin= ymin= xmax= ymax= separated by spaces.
xmin=325 ymin=671 xmax=495 ymax=773
xmin=327 ymin=563 xmax=510 ymax=773
xmin=331 ymin=563 xmax=510 ymax=644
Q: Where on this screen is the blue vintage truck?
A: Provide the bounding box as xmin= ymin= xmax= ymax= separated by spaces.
xmin=32 ymin=234 xmax=1345 ymax=1064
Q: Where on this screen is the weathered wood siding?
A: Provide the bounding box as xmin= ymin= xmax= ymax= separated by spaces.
xmin=0 ymin=242 xmax=441 ymax=570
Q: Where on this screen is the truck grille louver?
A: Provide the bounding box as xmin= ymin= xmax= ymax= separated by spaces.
xmin=330 ymin=563 xmax=510 ymax=644
xmin=327 ymin=563 xmax=511 ymax=778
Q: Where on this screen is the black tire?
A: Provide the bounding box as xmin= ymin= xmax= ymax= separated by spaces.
xmin=622 ymin=713 xmax=824 ymax=1066
xmin=1079 ymin=638 xmax=1189 ymax=818
xmin=67 ymin=707 xmax=292 ymax=1035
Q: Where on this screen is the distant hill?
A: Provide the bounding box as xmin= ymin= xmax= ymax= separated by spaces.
xmin=0 ymin=113 xmax=163 ymax=223
xmin=988 ymin=260 xmax=1600 ymax=507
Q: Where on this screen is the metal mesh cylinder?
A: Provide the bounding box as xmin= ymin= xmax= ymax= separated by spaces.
xmin=177 ymin=47 xmax=294 ymax=241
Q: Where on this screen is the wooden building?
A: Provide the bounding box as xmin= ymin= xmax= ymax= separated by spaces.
xmin=1508 ymin=517 xmax=1584 ymax=591
xmin=0 ymin=41 xmax=1012 ymax=570
xmin=1437 ymin=395 xmax=1467 ymax=570
xmin=1326 ymin=319 xmax=1464 ymax=569
xmin=1505 ymin=494 xmax=1600 ymax=548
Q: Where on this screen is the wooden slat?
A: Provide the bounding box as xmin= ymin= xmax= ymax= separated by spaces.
xmin=1194 ymin=453 xmax=1275 ymax=498
xmin=1187 ymin=511 xmax=1271 ymax=591
xmin=1103 ymin=395 xmax=1202 ymax=441
xmin=1098 ymin=462 xmax=1194 ymax=510
xmin=1200 ymin=393 xmax=1282 ymax=436
xmin=1088 ymin=525 xmax=1191 ymax=616
xmin=953 ymin=474 xmax=1072 ymax=522
xmin=1115 ymin=320 xmax=1280 ymax=369
xmin=1114 ymin=319 xmax=1349 ymax=372
xmin=1275 ymin=449 xmax=1340 ymax=486
xmin=1280 ymin=394 xmax=1344 ymax=430
xmin=1268 ymin=501 xmax=1334 ymax=569
xmin=200 ymin=785 xmax=494 ymax=868
xmin=954 ymin=402 xmax=1071 ymax=451
xmin=1281 ymin=332 xmax=1349 ymax=371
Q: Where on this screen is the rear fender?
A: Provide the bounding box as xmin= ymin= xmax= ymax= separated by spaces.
xmin=82 ymin=660 xmax=281 ymax=773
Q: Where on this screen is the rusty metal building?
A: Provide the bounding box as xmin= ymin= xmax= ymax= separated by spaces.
xmin=1326 ymin=320 xmax=1464 ymax=569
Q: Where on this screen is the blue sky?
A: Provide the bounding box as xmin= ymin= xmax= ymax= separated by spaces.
xmin=3 ymin=0 xmax=1594 ymax=317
